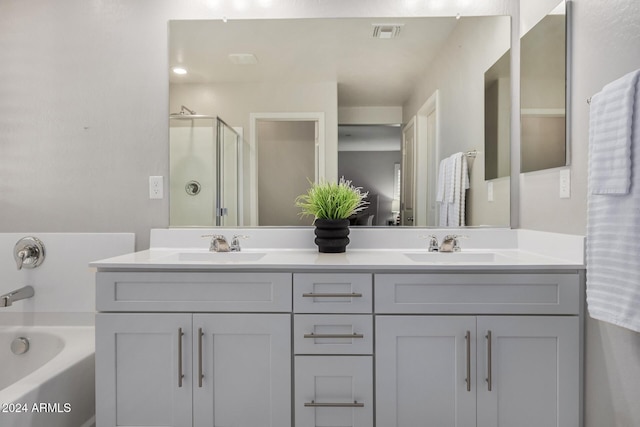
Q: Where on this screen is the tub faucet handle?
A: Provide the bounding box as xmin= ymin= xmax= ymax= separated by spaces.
xmin=13 ymin=237 xmax=45 ymax=270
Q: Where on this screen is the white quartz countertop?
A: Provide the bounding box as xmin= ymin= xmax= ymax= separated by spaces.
xmin=90 ymin=248 xmax=584 ymax=271
xmin=90 ymin=228 xmax=585 ymax=271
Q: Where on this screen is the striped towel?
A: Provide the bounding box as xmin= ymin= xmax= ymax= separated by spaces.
xmin=436 ymin=153 xmax=470 ymax=227
xmin=588 ymin=69 xmax=640 ymax=194
xmin=447 ymin=152 xmax=470 ymax=227
xmin=586 ymin=69 xmax=640 ymax=332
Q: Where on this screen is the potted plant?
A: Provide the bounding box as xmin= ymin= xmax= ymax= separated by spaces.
xmin=295 ymin=177 xmax=369 ymax=253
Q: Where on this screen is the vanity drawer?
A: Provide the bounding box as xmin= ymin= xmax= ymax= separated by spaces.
xmin=293 ymin=273 xmax=372 ymax=313
xmin=96 ymin=272 xmax=292 ymax=312
xmin=375 ymin=273 xmax=580 ymax=315
xmin=295 ymin=355 xmax=373 ymax=427
xmin=294 ymin=315 xmax=373 ymax=355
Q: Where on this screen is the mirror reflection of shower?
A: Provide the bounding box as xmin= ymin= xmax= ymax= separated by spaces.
xmin=171 ymin=105 xmax=197 ymax=116
xmin=169 ymin=110 xmax=242 ymax=226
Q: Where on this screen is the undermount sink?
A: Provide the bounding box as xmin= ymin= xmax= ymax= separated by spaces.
xmin=404 ymin=252 xmax=497 ymax=263
xmin=177 ymin=251 xmax=267 ymax=263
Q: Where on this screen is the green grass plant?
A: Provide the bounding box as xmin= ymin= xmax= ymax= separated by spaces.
xmin=295 ymin=177 xmax=369 ymax=220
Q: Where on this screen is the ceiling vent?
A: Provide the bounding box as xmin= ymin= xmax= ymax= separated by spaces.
xmin=372 ymin=24 xmax=403 ymax=39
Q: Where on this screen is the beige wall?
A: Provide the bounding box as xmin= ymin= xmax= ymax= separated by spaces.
xmin=256 ymin=121 xmax=315 ymax=226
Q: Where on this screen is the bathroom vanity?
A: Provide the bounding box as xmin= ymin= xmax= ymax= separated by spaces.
xmin=92 ymin=228 xmax=585 ymax=427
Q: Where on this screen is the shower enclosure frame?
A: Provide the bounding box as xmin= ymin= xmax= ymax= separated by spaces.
xmin=169 ymin=114 xmax=242 ymax=227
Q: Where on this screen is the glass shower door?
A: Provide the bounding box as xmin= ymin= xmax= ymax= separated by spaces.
xmin=217 ymin=118 xmax=241 ymax=226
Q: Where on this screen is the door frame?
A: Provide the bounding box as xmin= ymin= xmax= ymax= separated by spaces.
xmin=249 ymin=112 xmax=325 ymax=226
xmin=415 ymin=90 xmax=440 ymax=226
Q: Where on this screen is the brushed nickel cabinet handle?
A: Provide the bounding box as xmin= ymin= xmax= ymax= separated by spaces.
xmin=304 ymin=400 xmax=364 ymax=408
xmin=198 ymin=328 xmax=204 ymax=388
xmin=465 ymin=331 xmax=471 ymax=392
xmin=178 ymin=328 xmax=184 ymax=388
xmin=303 ymin=332 xmax=364 ymax=339
xmin=486 ymin=330 xmax=492 ymax=391
xmin=302 ymin=292 xmax=363 ymax=298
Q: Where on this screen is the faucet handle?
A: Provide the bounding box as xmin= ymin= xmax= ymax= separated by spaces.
xmin=230 ymin=235 xmax=249 ymax=252
xmin=442 ymin=234 xmax=468 ymax=252
xmin=421 ymin=235 xmax=440 ymax=252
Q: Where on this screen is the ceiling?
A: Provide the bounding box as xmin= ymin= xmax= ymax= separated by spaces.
xmin=169 ymin=17 xmax=459 ymax=107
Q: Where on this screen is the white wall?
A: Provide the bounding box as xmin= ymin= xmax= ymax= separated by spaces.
xmin=403 ymin=16 xmax=512 ymax=227
xmin=519 ymin=0 xmax=640 ymax=426
xmin=0 ymin=233 xmax=134 ymax=325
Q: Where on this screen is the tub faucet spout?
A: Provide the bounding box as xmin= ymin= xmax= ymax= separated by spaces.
xmin=0 ymin=286 xmax=34 ymax=307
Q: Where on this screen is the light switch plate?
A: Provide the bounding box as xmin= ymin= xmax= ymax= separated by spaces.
xmin=487 ymin=181 xmax=494 ymax=202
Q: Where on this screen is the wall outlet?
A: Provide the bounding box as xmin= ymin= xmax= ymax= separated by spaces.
xmin=149 ymin=176 xmax=164 ymax=199
xmin=487 ymin=181 xmax=494 ymax=202
xmin=559 ymin=169 xmax=571 ymax=199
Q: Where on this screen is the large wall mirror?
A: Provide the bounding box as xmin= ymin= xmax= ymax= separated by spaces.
xmin=168 ymin=15 xmax=511 ymax=228
xmin=520 ymin=0 xmax=569 ymax=173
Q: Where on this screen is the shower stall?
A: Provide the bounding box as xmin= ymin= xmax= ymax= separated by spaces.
xmin=169 ymin=110 xmax=242 ymax=226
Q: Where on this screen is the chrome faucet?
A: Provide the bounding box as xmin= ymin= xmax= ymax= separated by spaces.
xmin=14 ymin=237 xmax=45 ymax=270
xmin=202 ymin=234 xmax=250 ymax=252
xmin=1 ymin=286 xmax=34 ymax=307
xmin=207 ymin=235 xmax=231 ymax=252
xmin=230 ymin=235 xmax=249 ymax=252
xmin=427 ymin=235 xmax=440 ymax=252
xmin=439 ymin=235 xmax=466 ymax=252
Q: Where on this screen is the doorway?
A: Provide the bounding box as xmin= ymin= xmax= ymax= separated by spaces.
xmin=250 ymin=113 xmax=324 ymax=226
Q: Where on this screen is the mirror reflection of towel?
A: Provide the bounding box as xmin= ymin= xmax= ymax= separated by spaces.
xmin=436 ymin=152 xmax=469 ymax=226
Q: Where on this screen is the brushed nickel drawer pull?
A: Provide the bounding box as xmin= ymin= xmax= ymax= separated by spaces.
xmin=178 ymin=328 xmax=184 ymax=388
xmin=465 ymin=330 xmax=471 ymax=392
xmin=486 ymin=330 xmax=492 ymax=391
xmin=303 ymin=332 xmax=364 ymax=339
xmin=304 ymin=400 xmax=364 ymax=408
xmin=198 ymin=328 xmax=204 ymax=388
xmin=302 ymin=292 xmax=363 ymax=298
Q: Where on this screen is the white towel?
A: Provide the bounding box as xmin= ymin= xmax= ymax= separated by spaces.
xmin=588 ymin=69 xmax=640 ymax=194
xmin=436 ymin=153 xmax=470 ymax=227
xmin=448 ymin=153 xmax=470 ymax=227
xmin=586 ymin=68 xmax=640 ymax=332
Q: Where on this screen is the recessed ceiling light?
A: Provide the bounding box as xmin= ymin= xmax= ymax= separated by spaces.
xmin=172 ymin=66 xmax=188 ymax=75
xmin=228 ymin=53 xmax=258 ymax=65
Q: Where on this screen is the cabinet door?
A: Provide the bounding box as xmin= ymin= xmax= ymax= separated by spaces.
xmin=476 ymin=316 xmax=580 ymax=427
xmin=376 ymin=316 xmax=477 ymax=427
xmin=96 ymin=313 xmax=192 ymax=427
xmin=193 ymin=314 xmax=291 ymax=427
xmin=295 ymin=355 xmax=373 ymax=427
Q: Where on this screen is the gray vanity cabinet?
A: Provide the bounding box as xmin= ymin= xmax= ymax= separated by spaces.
xmin=95 ymin=268 xmax=582 ymax=427
xmin=96 ymin=313 xmax=193 ymax=427
xmin=293 ymin=273 xmax=374 ymax=427
xmin=95 ymin=272 xmax=292 ymax=427
xmin=374 ymin=273 xmax=582 ymax=427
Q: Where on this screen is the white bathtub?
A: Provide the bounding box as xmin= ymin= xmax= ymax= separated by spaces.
xmin=0 ymin=326 xmax=95 ymax=427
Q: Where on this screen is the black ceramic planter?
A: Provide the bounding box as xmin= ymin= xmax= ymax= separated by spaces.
xmin=314 ymin=218 xmax=350 ymax=253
